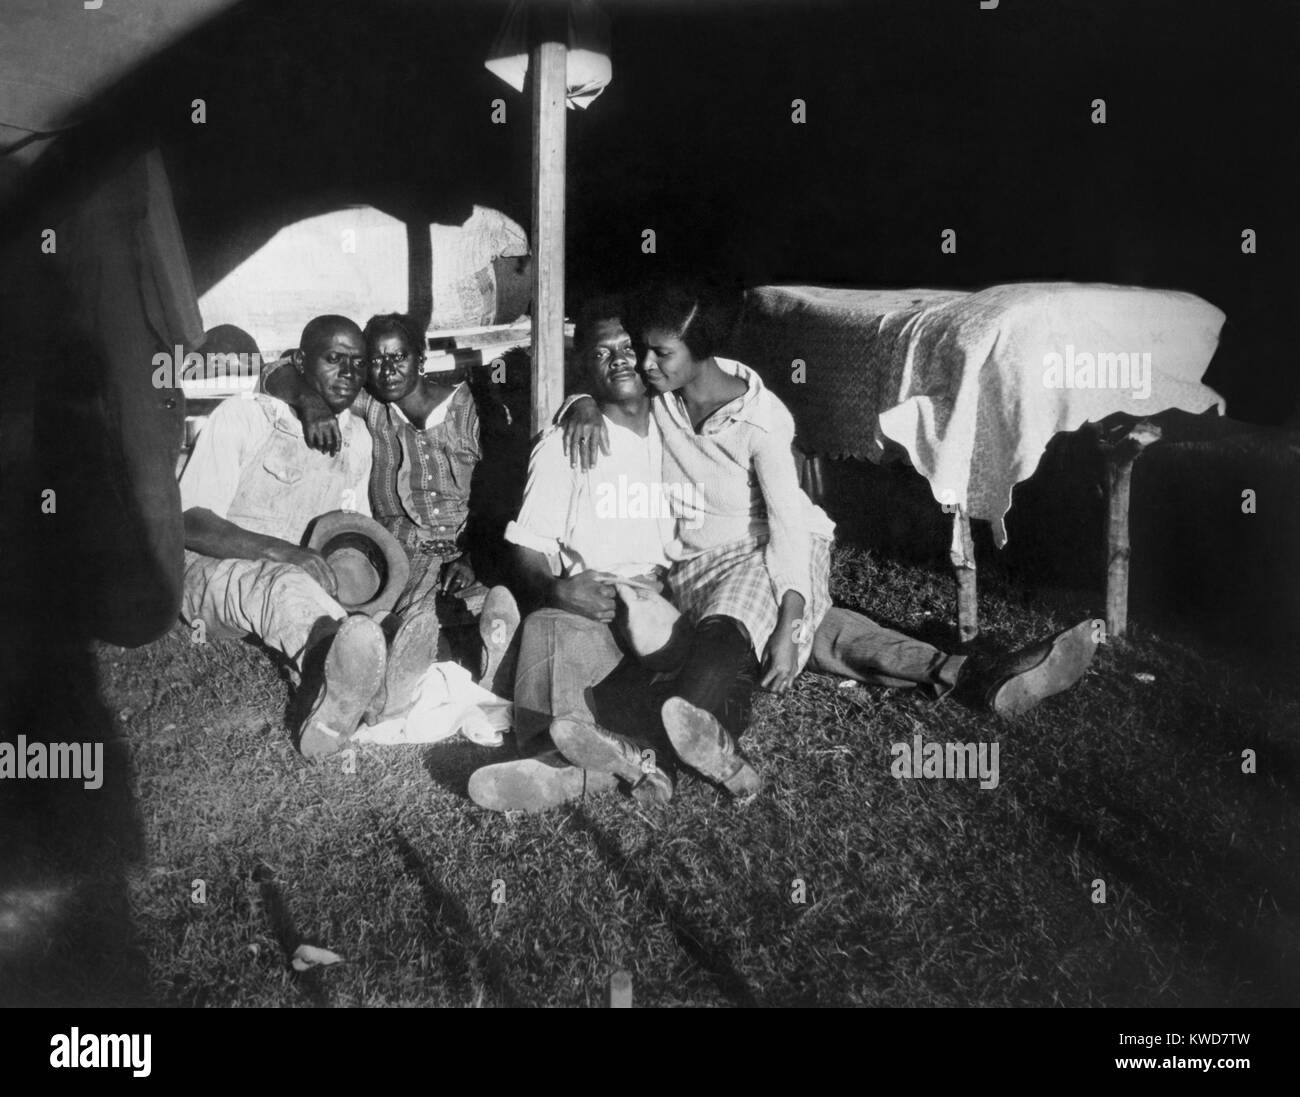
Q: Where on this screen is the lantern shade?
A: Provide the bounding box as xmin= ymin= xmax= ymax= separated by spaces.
xmin=484 ymin=0 xmax=612 ymax=109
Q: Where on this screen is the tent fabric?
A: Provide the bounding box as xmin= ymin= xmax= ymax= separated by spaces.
xmin=0 ymin=0 xmax=241 ymax=206
xmin=139 ymin=152 xmax=206 ymax=350
xmin=0 ymin=0 xmax=239 ymax=135
xmin=198 ymin=205 xmax=529 ymax=357
xmin=55 ymin=147 xmax=203 ymax=645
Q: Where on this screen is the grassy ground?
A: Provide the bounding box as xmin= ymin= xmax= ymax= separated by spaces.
xmin=2 ymin=543 xmax=1298 ymax=1007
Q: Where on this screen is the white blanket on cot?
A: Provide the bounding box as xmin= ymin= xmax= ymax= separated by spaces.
xmin=742 ymin=283 xmax=1226 ymax=546
xmin=351 ymin=662 xmax=512 ymax=747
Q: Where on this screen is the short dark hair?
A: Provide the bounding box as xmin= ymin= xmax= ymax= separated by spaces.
xmin=572 ymin=294 xmax=626 ymax=356
xmin=199 ymin=324 xmax=260 ymax=358
xmin=299 ymin=314 xmax=361 ymax=354
xmin=626 ymin=280 xmax=731 ymax=361
xmin=363 ymin=312 xmax=425 ymax=355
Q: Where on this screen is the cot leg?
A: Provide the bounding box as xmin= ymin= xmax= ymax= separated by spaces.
xmin=803 ymin=453 xmax=828 ymax=505
xmin=608 ymin=970 xmax=633 ymax=1008
xmin=795 ymin=449 xmax=828 ymax=506
xmin=1100 ymin=420 xmax=1161 ymax=641
xmin=950 ymin=506 xmax=978 ymax=643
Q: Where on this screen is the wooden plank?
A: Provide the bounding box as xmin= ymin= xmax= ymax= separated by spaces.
xmin=529 ymin=37 xmax=567 ymax=436
xmin=799 ymin=451 xmax=828 ymax=505
xmin=608 ymin=969 xmax=633 ymax=1007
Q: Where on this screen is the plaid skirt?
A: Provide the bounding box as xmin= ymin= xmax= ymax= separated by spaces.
xmin=667 ymin=533 xmax=832 ymax=671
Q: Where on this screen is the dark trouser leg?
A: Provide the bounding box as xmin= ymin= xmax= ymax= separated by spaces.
xmin=807 ymin=606 xmax=966 ymax=699
xmin=590 ymin=656 xmax=672 ymax=766
xmin=669 ymin=615 xmax=760 ymax=739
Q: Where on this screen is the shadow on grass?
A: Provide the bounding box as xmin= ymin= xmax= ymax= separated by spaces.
xmin=1034 ymin=802 xmax=1300 ymax=1006
xmin=566 ymin=806 xmax=763 ymax=1007
xmin=0 ymin=726 xmax=148 ymax=1006
xmin=421 ymin=738 xmax=510 ymax=800
xmin=1096 ymin=795 xmax=1300 ymax=920
xmin=380 ymin=820 xmax=522 ymax=1007
xmin=250 ymin=862 xmax=331 ymax=1007
xmin=0 ymin=463 xmax=150 ymax=1005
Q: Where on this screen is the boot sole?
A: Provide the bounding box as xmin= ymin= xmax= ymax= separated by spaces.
xmin=550 ymin=718 xmax=673 ymax=805
xmin=299 ymin=616 xmax=387 ymax=758
xmin=989 ymin=618 xmax=1099 ymax=717
xmin=550 ymin=717 xmax=647 ymax=786
xmin=479 ymin=586 xmax=521 ymax=694
xmin=661 ymin=697 xmax=762 ymax=798
xmin=379 ymin=609 xmax=442 ymax=720
xmin=468 ymin=758 xmax=618 ymax=813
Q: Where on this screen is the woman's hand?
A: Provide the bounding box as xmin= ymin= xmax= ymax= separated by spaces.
xmin=263 ymin=356 xmax=341 ymax=455
xmin=763 ymin=590 xmax=807 ymax=693
xmin=559 ymin=396 xmax=610 ymax=471
xmin=761 ymin=624 xmax=801 ymax=693
xmin=440 ymin=556 xmax=476 ymax=595
xmin=302 ymin=405 xmax=341 ymax=457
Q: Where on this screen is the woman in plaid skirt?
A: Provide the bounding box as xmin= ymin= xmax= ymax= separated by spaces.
xmin=617 ymin=283 xmax=837 ymax=799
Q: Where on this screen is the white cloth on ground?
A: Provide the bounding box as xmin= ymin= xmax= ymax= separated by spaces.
xmin=350 ymin=661 xmax=512 ymax=746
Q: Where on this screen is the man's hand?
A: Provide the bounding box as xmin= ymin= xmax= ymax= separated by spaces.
xmin=267 ymin=544 xmax=338 ymax=598
xmin=302 ymin=403 xmax=341 ymax=457
xmin=440 ymin=556 xmax=475 ymax=596
xmin=760 ymin=624 xmax=801 ymax=693
xmin=559 ymin=396 xmax=610 ymax=471
xmin=551 ymin=569 xmax=619 ymax=622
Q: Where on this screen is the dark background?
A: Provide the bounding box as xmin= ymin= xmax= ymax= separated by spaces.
xmin=1 ymin=0 xmax=1297 ymax=646
xmin=40 ymin=0 xmax=1293 ymax=424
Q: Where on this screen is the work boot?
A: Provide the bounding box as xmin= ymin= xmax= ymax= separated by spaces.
xmin=364 ymin=606 xmax=441 ymax=724
xmin=661 ymin=696 xmax=762 ymax=800
xmin=468 ymin=754 xmax=618 ymax=813
xmin=479 ymin=585 xmax=521 ymax=697
xmin=550 ymin=717 xmax=674 ymax=806
xmin=298 ymin=615 xmax=387 ymax=759
xmin=981 ymin=618 xmax=1100 ymax=717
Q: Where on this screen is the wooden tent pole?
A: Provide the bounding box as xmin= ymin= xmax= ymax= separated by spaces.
xmin=1100 ymin=419 xmax=1161 ymax=641
xmin=529 ymin=35 xmax=567 ymax=436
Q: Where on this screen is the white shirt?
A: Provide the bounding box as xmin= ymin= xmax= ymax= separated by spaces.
xmin=506 ymin=413 xmax=673 ymax=577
